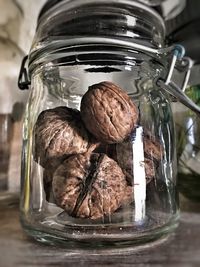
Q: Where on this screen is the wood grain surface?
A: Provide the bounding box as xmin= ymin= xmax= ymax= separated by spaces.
xmin=0 ymin=193 xmax=200 ymax=267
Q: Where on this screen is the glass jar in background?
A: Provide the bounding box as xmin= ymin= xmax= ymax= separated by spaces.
xmin=167 ymin=0 xmax=200 ymax=205
xmin=0 ymin=0 xmax=48 ymax=202
xmin=19 ymin=0 xmax=198 ymax=248
xmin=0 ymin=114 xmax=12 ymax=190
xmin=172 ymin=71 xmax=200 ymax=203
xmin=0 ymin=36 xmax=28 ymax=199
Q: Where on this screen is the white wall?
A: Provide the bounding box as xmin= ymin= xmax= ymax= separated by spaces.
xmin=0 ymin=0 xmax=46 ymax=192
xmin=0 ymin=0 xmax=46 ymax=114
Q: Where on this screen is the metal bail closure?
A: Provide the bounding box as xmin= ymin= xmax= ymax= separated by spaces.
xmin=18 ymin=55 xmax=30 ymax=90
xmin=157 ymin=45 xmax=200 ymax=117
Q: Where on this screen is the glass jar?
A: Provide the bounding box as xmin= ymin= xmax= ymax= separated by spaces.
xmin=0 ymin=34 xmax=28 ymax=201
xmin=18 ymin=0 xmax=198 ymax=247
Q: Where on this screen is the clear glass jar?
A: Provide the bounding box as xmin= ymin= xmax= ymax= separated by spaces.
xmin=19 ymin=0 xmax=194 ymax=247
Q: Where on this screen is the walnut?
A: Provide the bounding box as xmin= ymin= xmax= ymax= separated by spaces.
xmin=81 ymin=81 xmax=138 ymax=144
xmin=52 ymin=152 xmax=130 ymax=220
xmin=122 ymin=186 xmax=134 ymax=206
xmin=144 ymin=137 xmax=163 ymax=163
xmin=112 ymin=133 xmax=163 ymax=185
xmin=143 ymin=158 xmax=156 ymax=184
xmin=34 ymin=107 xmax=96 ymax=169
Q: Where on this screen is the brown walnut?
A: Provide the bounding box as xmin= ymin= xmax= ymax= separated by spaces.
xmin=52 ymin=152 xmax=131 ymax=220
xmin=34 ymin=106 xmax=96 ymax=169
xmin=112 ymin=133 xmax=163 ymax=185
xmin=81 ymin=81 xmax=138 ymax=144
xmin=144 ymin=137 xmax=163 ymax=163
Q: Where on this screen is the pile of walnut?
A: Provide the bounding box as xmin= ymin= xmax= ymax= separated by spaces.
xmin=34 ymin=81 xmax=163 ymax=220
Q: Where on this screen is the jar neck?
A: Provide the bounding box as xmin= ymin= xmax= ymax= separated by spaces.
xmin=33 ymin=0 xmax=165 ymax=54
xmin=29 ymin=44 xmax=166 ymax=85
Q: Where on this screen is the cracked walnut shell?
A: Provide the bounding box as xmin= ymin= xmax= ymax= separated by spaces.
xmin=34 ymin=106 xmax=95 ymax=169
xmin=81 ymin=81 xmax=138 ymax=144
xmin=52 ymin=152 xmax=130 ymax=220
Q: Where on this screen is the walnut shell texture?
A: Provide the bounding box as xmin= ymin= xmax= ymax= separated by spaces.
xmin=34 ymin=107 xmax=94 ymax=169
xmin=52 ymin=152 xmax=129 ymax=220
xmin=81 ymin=81 xmax=138 ymax=144
xmin=113 ymin=133 xmax=163 ymax=185
xmin=144 ymin=137 xmax=163 ymax=162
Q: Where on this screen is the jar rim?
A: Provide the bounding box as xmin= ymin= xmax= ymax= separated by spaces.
xmin=28 ymin=41 xmax=168 ymax=79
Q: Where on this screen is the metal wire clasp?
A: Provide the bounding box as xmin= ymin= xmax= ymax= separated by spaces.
xmin=18 ymin=55 xmax=30 ymax=90
xmin=164 ymin=45 xmax=193 ymax=92
xmin=157 ymin=45 xmax=200 ymax=116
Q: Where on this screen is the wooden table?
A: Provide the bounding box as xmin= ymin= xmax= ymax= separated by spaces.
xmin=0 ymin=193 xmax=200 ymax=267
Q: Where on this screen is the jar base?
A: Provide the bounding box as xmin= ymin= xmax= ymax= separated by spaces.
xmin=21 ymin=213 xmax=179 ymax=250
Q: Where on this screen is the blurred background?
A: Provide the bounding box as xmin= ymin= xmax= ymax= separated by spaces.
xmin=0 ymin=0 xmax=46 ymax=193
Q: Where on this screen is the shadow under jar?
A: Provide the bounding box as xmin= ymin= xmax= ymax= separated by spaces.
xmin=19 ymin=0 xmax=180 ymax=248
